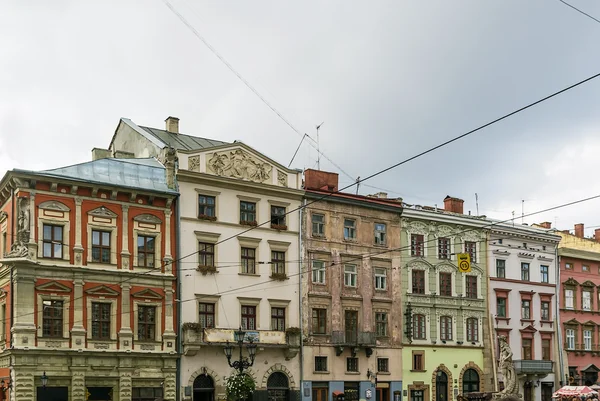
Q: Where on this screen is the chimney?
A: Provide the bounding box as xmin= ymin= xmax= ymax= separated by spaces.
xmin=304 ymin=169 xmax=339 ymax=192
xmin=376 ymin=192 xmax=388 ymax=199
xmin=92 ymin=148 xmax=112 ymax=161
xmin=165 ymin=116 xmax=179 ymax=134
xmin=538 ymin=222 xmax=552 ymax=229
xmin=575 ymin=223 xmax=584 ymax=239
xmin=595 ymin=229 xmax=600 ymax=242
xmin=443 ymin=196 xmax=464 ymax=214
xmin=114 ymin=150 xmax=135 ymax=159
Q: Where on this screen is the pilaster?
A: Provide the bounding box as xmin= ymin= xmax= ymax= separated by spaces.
xmin=119 ymin=283 xmax=133 ymax=350
xmin=71 ymin=274 xmax=86 ymax=347
xmin=163 ymin=209 xmax=173 ymax=271
xmin=11 ymin=271 xmax=37 ymax=347
xmin=163 ymin=287 xmax=176 ymax=352
xmin=71 ymin=370 xmax=86 ymax=401
xmin=73 ymin=197 xmax=84 ymax=265
xmin=13 ymin=370 xmax=34 ymax=401
xmin=121 ymin=205 xmax=130 ymax=269
xmin=162 ymin=370 xmax=177 ymax=401
xmin=118 ymin=368 xmax=133 ymax=401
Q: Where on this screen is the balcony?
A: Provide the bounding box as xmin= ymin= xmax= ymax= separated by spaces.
xmin=332 ymin=331 xmax=376 ymax=357
xmin=514 ymin=360 xmax=554 ymax=375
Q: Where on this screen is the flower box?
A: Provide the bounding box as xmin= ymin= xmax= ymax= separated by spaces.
xmin=240 ymin=220 xmax=258 ymax=227
xmin=197 ymin=265 xmax=217 ymax=275
xmin=198 ymin=214 xmax=217 ymax=221
xmin=270 ymin=224 xmax=288 ymax=231
xmin=270 ymin=272 xmax=288 ymax=281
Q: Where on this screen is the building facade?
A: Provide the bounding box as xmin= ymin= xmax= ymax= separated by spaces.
xmin=106 ymin=117 xmax=304 ymax=401
xmin=488 ymin=222 xmax=561 ymax=401
xmin=300 ymin=169 xmax=403 ymax=401
xmin=0 ymin=156 xmax=178 ymax=401
xmin=400 ymin=197 xmax=490 ymax=401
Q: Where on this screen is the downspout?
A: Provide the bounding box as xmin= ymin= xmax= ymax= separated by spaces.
xmin=299 ymin=197 xmax=306 ymax=396
xmin=9 ymin=187 xmax=14 ymax=349
xmin=176 ymin=195 xmax=182 ymax=401
xmin=555 ymin=247 xmax=565 ymax=386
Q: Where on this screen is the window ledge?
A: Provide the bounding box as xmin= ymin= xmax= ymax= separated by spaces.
xmin=238 ymin=273 xmax=261 ymax=277
xmin=410 ymin=370 xmax=427 ymax=373
xmin=521 ymin=319 xmax=535 ymax=324
xmin=377 ymin=371 xmax=391 ymax=376
xmin=345 ymin=372 xmax=361 ymax=375
xmin=373 ymin=243 xmax=387 ymax=248
xmin=343 ymin=238 xmax=358 ymax=243
xmin=313 ymin=371 xmax=330 ymax=375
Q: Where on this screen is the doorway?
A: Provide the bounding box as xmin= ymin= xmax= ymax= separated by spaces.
xmin=436 ymin=371 xmax=448 ymax=401
xmin=312 ymin=382 xmax=328 ymax=401
xmin=36 ymin=387 xmax=68 ymax=401
xmin=267 ymin=372 xmax=289 ymax=401
xmin=376 ymin=386 xmax=389 ymax=401
xmin=541 ymin=383 xmax=553 ymax=401
xmin=193 ymin=374 xmax=215 ymax=401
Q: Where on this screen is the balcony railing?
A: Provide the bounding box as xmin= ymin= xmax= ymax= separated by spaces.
xmin=514 ymin=360 xmax=554 ymax=374
xmin=332 ymin=331 xmax=376 ymax=346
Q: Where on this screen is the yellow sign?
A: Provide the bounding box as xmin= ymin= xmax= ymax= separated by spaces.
xmin=457 ymin=253 xmax=471 ymax=273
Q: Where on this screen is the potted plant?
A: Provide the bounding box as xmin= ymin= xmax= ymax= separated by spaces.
xmin=198 ymin=214 xmax=217 ymax=221
xmin=240 ymin=220 xmax=258 ymax=227
xmin=197 ymin=265 xmax=218 ymax=275
xmin=225 ymin=373 xmax=255 ymax=401
xmin=270 ymin=223 xmax=288 ymax=231
xmin=269 ymin=272 xmax=288 ymax=281
xmin=286 ymin=327 xmax=301 ymax=346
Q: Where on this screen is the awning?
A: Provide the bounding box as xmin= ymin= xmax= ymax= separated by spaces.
xmin=553 ymin=386 xmax=598 ymax=397
xmin=581 ymin=364 xmax=600 ymax=373
xmin=332 ymin=391 xmax=345 ymax=396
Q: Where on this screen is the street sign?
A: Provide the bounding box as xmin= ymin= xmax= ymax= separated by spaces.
xmin=457 ymin=253 xmax=471 ymax=273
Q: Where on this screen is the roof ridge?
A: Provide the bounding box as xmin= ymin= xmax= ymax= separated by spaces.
xmin=42 ymin=157 xmax=163 ymax=173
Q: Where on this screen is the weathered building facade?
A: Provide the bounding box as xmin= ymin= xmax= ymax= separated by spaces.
xmin=0 ymin=156 xmax=178 ymax=401
xmin=488 ymin=222 xmax=561 ymax=401
xmin=400 ymin=197 xmax=490 ymax=401
xmin=300 ymin=169 xmax=403 ymax=401
xmin=106 ymin=117 xmax=304 ymax=401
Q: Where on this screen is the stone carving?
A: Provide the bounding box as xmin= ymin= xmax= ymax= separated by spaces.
xmin=497 ymin=335 xmax=518 ymax=397
xmin=437 ymin=225 xmax=455 ymax=238
xmin=119 ymin=370 xmax=133 ymax=401
xmin=140 ymin=344 xmax=155 ymax=350
xmin=133 ymin=213 xmax=162 ymax=224
xmin=277 ymin=170 xmax=287 ymax=187
xmin=44 ymin=341 xmax=62 ymax=348
xmin=461 ymin=230 xmax=481 ymax=242
xmin=207 ymin=149 xmax=272 ymax=183
xmin=72 ymin=371 xmax=86 ymax=401
xmin=6 ymin=197 xmax=30 ymax=258
xmin=88 ymin=206 xmax=118 ymax=218
xmin=94 ymin=342 xmax=110 ymax=349
xmin=188 ymin=155 xmax=200 ymax=172
xmin=436 ymin=263 xmax=455 ymax=273
xmin=407 ymin=221 xmax=428 ymax=235
xmin=164 ymin=372 xmax=177 ymax=401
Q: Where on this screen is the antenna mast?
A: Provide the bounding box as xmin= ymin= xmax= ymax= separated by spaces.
xmin=475 ymin=193 xmax=479 ymax=216
xmin=521 ymin=200 xmax=525 ymax=224
xmin=316 ymin=122 xmax=324 ymax=170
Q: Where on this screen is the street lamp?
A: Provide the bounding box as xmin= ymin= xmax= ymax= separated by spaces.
xmin=41 ymin=371 xmax=48 ymax=389
xmin=0 ymin=378 xmax=11 ymax=392
xmin=223 ymin=327 xmax=257 ymax=374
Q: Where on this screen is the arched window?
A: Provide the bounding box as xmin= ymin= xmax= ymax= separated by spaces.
xmin=193 ymin=374 xmax=214 ymax=401
xmin=440 ymin=316 xmax=452 ymax=341
xmin=466 ymin=318 xmax=478 ymax=342
xmin=462 ymin=369 xmax=479 ymax=394
xmin=267 ymin=372 xmax=289 ymax=401
xmin=436 ymin=371 xmax=448 ymax=401
xmin=413 ymin=314 xmax=426 ymax=340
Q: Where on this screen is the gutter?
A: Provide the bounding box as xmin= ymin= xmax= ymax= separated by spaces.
xmin=175 ymin=165 xmax=182 ymax=401
xmin=9 ymin=188 xmax=14 ymax=349
xmin=555 ymin=249 xmax=565 ymax=386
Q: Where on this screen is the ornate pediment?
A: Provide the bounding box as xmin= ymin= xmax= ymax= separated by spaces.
xmin=132 ymin=288 xmax=162 ymax=299
xmin=564 ymin=318 xmax=580 ymax=325
xmin=88 ymin=206 xmax=118 ymax=218
xmin=461 ymin=230 xmax=481 ymax=242
xmin=206 ymin=148 xmax=273 ymax=183
xmin=407 ymin=260 xmax=432 ymax=270
xmin=133 ymin=214 xmax=162 ymax=224
xmin=435 ymin=262 xmax=455 ymax=273
xmin=582 ymin=280 xmax=596 ymax=287
xmin=564 ymin=277 xmax=579 ymax=286
xmin=520 ymin=324 xmax=537 ymax=333
xmin=39 ymin=201 xmax=70 ymax=212
xmin=85 ymin=285 xmax=120 ymax=296
xmin=35 ymin=281 xmax=72 ymax=293
xmin=406 ymin=220 xmax=428 ymax=235
xmin=436 ymin=225 xmax=455 ymax=238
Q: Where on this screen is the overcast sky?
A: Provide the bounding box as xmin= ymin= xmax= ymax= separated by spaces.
xmin=2 ymin=0 xmax=600 ymax=235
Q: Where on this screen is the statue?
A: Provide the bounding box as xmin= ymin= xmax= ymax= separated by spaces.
xmin=496 ymin=336 xmax=518 ymax=397
xmin=6 ymin=197 xmax=30 ymax=258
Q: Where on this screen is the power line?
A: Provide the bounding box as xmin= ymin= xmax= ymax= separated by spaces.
xmin=557 ymin=0 xmax=600 ymax=24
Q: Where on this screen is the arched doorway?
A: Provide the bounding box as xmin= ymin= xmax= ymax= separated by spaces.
xmin=462 ymin=369 xmax=479 ymax=394
xmin=193 ymin=374 xmax=214 ymax=401
xmin=436 ymin=371 xmax=448 ymax=401
xmin=267 ymin=372 xmax=289 ymax=401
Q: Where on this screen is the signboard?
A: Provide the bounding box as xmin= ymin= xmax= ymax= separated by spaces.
xmin=365 ymin=389 xmax=373 ymax=399
xmin=203 ymin=329 xmax=286 ymax=344
xmin=457 ymin=253 xmax=471 ymax=273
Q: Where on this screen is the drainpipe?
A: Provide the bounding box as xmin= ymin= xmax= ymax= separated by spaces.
xmin=299 ymin=198 xmax=305 ymax=397
xmin=174 ymin=162 xmax=182 ymax=401
xmin=555 ymin=247 xmax=565 ymax=387
xmin=9 ymin=187 xmax=14 ymax=349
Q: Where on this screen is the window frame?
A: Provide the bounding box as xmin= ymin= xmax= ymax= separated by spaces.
xmin=521 ymin=262 xmax=530 ymax=281
xmin=565 ymin=289 xmax=575 ymax=309
xmin=199 ymin=302 xmax=215 ymax=329
xmin=241 ymin=247 xmax=256 ymax=274
xmin=377 ymin=358 xmax=389 ymax=373
xmin=270 ymin=205 xmax=286 ymax=227
xmin=374 ymin=223 xmax=387 ymax=245
xmin=132 ymin=299 xmax=163 ymax=343
xmin=42 ymin=223 xmax=64 ymax=259
xmin=240 ymin=201 xmax=257 ymax=223
xmin=343 ymin=219 xmax=356 ymax=240
xmin=271 ymin=307 xmax=286 ymax=331
xmin=375 ymin=312 xmax=388 ymax=337
xmin=241 ymin=305 xmax=257 ymax=330
xmin=312 ymin=260 xmax=326 ymax=284
xmin=346 ymin=357 xmax=359 ymax=372
xmin=413 ymin=314 xmax=426 ymax=340
xmin=137 ymin=304 xmax=157 ymax=342
xmin=412 ymin=350 xmax=424 ymax=371
xmin=522 ymin=338 xmax=533 ymax=360
xmin=439 ymin=272 xmax=452 ymax=297
xmin=412 ymin=269 xmax=425 ymax=294
xmin=91 ymin=302 xmax=112 ymax=340
xmin=312 ymin=308 xmax=327 ymax=334
xmin=312 ymin=213 xmax=325 ymax=237
xmin=466 ymin=317 xmax=478 ymax=342
xmin=440 ymin=316 xmax=453 ymax=341
xmin=37 ymin=293 xmax=70 ymax=340
xmin=584 ymin=329 xmax=592 ymax=351
xmin=42 ymin=299 xmax=64 ymax=338
xmin=582 ymin=290 xmax=592 ymax=311
xmin=411 ymin=234 xmax=424 ymax=257
xmin=271 ymin=250 xmax=286 ymax=275
xmin=137 ymin=234 xmax=157 ymax=268
xmin=496 ymin=297 xmax=507 ymax=318
xmin=91 ymin=229 xmax=112 ymax=264
xmin=314 ymin=356 xmax=328 ymax=372
xmin=198 ymin=194 xmax=216 ymax=218
xmin=540 ymin=265 xmax=549 ymax=283
xmin=541 ymin=301 xmax=550 ymax=321
xmin=198 ymin=242 xmax=215 ymax=267
xmin=465 ymin=275 xmax=478 ymax=299
xmin=565 ymin=328 xmax=575 ymax=350
xmin=496 ymin=259 xmax=506 ymax=278
xmin=438 ymin=237 xmax=450 ymax=259
xmin=344 ymin=264 xmax=358 ymax=287
xmin=464 ymin=241 xmax=477 ymax=263
xmin=521 ymin=300 xmax=531 ymax=320
xmin=374 ymin=268 xmax=387 ymax=291
xmin=541 ymin=338 xmax=551 ymax=360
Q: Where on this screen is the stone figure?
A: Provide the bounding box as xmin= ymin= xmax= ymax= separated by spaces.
xmin=497 ymin=336 xmax=518 ymax=397
xmin=207 ymin=149 xmax=272 ymax=183
xmin=6 ymin=197 xmax=30 ymax=258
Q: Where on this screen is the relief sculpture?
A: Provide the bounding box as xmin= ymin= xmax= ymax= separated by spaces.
xmin=496 ymin=335 xmax=518 ymax=397
xmin=6 ymin=197 xmax=30 ymax=258
xmin=207 ymin=149 xmax=272 ymax=183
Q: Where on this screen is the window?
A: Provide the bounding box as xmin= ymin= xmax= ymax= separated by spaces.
xmin=240 ymin=201 xmax=256 ymax=223
xmin=584 ymin=329 xmax=592 ymax=351
xmin=583 ymin=290 xmax=591 ymax=311
xmin=344 ymin=264 xmax=357 ymax=287
xmin=312 ymin=260 xmax=326 ymax=284
xmin=565 ymin=263 xmax=573 ymax=270
xmin=271 ymin=307 xmax=285 ymax=331
xmin=271 ymin=251 xmax=286 ymax=275
xmin=440 ymin=316 xmax=452 ymax=341
xmin=344 ymin=310 xmax=358 ymax=343
xmin=412 ymin=270 xmax=425 ymax=294
xmin=496 ymin=260 xmax=506 ymax=278
xmin=241 ymin=305 xmax=256 ymax=330
xmin=375 ymin=312 xmax=388 ymax=337
xmin=522 ymin=338 xmax=532 ymax=360
xmin=439 ymin=272 xmax=452 ymax=296
xmin=137 ymin=305 xmax=156 ymax=341
xmin=438 ymin=237 xmax=450 ymax=259
xmin=462 ymin=369 xmax=480 ymax=394
xmin=412 ymin=351 xmax=424 ymax=371
xmin=540 ymin=265 xmax=549 ymax=283
xmin=466 ymin=318 xmax=478 ymax=342
xmin=91 ymin=302 xmax=111 ymax=340
xmin=541 ymin=301 xmax=550 ymax=321
xmin=521 ymin=263 xmax=530 ymax=281
xmin=270 ymin=206 xmax=286 ymax=227
xmin=497 ymin=297 xmax=507 ymax=317
xmin=542 ymin=339 xmax=551 ymax=360
xmin=312 ymin=308 xmax=326 ymax=334
xmin=583 ymin=265 xmax=590 ymax=272
xmin=521 ymin=300 xmax=531 ymax=320
xmin=411 ymin=234 xmax=424 ymax=256
xmin=132 ymin=388 xmax=163 ymax=401
xmin=344 ymin=219 xmax=356 ymax=240
xmin=314 ymin=356 xmax=328 ymax=372
xmin=199 ymin=303 xmax=215 ymax=328
xmin=466 ymin=275 xmax=477 ymax=299
xmin=91 ymin=230 xmax=111 ymax=264
xmin=377 ymin=358 xmax=389 ymax=373
xmin=241 ymin=248 xmax=256 ymax=274
xmin=565 ymin=289 xmax=574 ymax=309
xmin=198 ymin=195 xmax=216 ymax=218
xmin=199 ymin=242 xmax=215 ymax=267
xmin=42 ymin=300 xmax=63 ymax=337
xmin=413 ymin=314 xmax=426 ymax=340
xmin=42 ymin=224 xmax=63 ymax=259
xmin=374 ymin=223 xmax=386 ymax=245
xmin=346 ymin=357 xmax=359 ymax=372
xmin=374 ymin=268 xmax=387 ymax=290
xmin=312 ymin=214 xmax=324 ymax=236
xmin=465 ymin=241 xmax=476 ymax=262
xmin=137 ymin=235 xmax=155 ymax=268
xmin=566 ymin=329 xmax=575 ymax=349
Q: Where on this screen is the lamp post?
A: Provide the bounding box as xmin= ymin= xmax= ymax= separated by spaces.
xmin=0 ymin=378 xmax=10 ymax=392
xmin=367 ymin=369 xmax=377 ymax=401
xmin=41 ymin=371 xmax=48 ymax=389
xmin=223 ymin=327 xmax=257 ymax=374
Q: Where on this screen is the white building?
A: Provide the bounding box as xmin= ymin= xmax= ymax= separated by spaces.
xmin=487 ymin=223 xmax=561 ymax=401
xmin=105 ymin=117 xmax=304 ymax=401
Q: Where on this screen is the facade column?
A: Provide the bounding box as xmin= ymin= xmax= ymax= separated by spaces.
xmin=27 ymin=192 xmax=37 ymax=260
xmin=118 ymin=368 xmax=133 ymax=401
xmin=119 ymin=283 xmax=133 ymax=350
xmin=12 ymin=370 xmax=34 ymax=401
xmin=121 ymin=205 xmax=130 ymax=269
xmin=73 ymin=197 xmax=84 ymax=265
xmin=162 ymin=365 xmax=177 ymax=401
xmin=71 ymin=370 xmax=86 ymax=401
xmin=11 ymin=270 xmax=36 ymax=347
xmin=163 ymin=286 xmax=176 ymax=352
xmin=163 ymin=209 xmax=173 ymax=273
xmin=71 ymin=274 xmax=86 ymax=347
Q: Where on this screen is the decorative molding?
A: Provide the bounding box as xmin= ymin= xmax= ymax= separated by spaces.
xmin=406 ymin=221 xmax=428 ymax=235
xmin=133 ymin=214 xmax=162 ymax=224
xmin=188 ymin=155 xmax=200 ymax=172
xmin=277 ymin=170 xmax=287 ymax=187
xmin=132 ymin=289 xmax=162 ymax=299
xmin=85 ymin=285 xmax=120 ymax=296
xmin=207 ymin=149 xmax=272 ymax=183
xmin=35 ymin=281 xmax=72 ymax=293
xmin=39 ymin=200 xmax=70 ymax=212
xmin=88 ymin=206 xmax=118 ymax=218
xmin=436 ymin=225 xmax=455 ymax=238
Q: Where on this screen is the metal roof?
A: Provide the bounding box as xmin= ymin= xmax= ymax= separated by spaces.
xmin=138 ymin=126 xmax=228 ymax=151
xmin=18 ymin=157 xmax=177 ymax=194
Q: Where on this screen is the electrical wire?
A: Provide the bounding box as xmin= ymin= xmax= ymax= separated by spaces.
xmin=557 ymin=0 xmax=600 ymax=24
